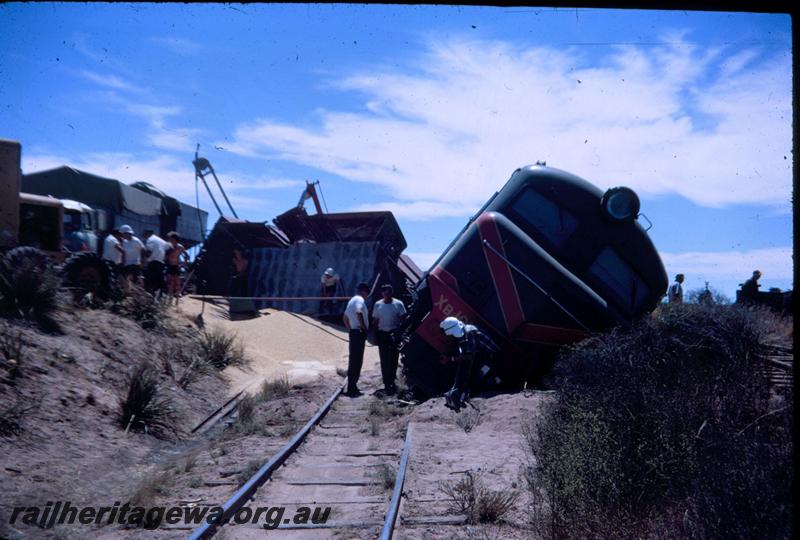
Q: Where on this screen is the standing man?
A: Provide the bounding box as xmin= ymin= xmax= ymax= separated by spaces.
xmin=142 ymin=230 xmax=169 ymax=295
xmin=668 ymin=273 xmax=684 ymax=304
xmin=319 ymin=267 xmax=341 ymax=317
xmin=439 ymin=317 xmax=501 ymax=411
xmin=101 ymin=227 xmax=124 ymax=272
xmin=119 ymin=224 xmax=144 ymax=288
xmin=342 ymin=282 xmax=371 ymax=397
xmin=740 ymin=270 xmax=762 ymax=303
xmin=165 ymin=231 xmax=190 ymax=305
xmin=371 ymin=284 xmax=406 ymax=395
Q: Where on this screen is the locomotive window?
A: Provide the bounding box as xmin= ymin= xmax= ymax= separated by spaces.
xmin=587 ymin=247 xmax=649 ymax=314
xmin=509 ymin=188 xmax=578 ymax=248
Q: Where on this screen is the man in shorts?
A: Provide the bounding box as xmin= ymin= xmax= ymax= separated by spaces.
xmin=165 ymin=231 xmax=189 ymax=305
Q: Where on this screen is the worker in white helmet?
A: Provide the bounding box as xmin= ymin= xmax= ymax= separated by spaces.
xmin=318 ymin=267 xmax=341 ymax=317
xmin=439 ymin=317 xmax=501 ymax=411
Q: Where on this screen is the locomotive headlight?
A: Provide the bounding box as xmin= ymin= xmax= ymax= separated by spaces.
xmin=601 ymin=187 xmax=640 ymax=223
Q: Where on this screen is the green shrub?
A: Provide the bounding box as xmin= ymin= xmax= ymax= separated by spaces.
xmin=0 ymin=247 xmax=61 ymax=330
xmin=440 ymin=471 xmax=519 ymax=524
xmin=118 ymin=361 xmax=179 ymax=439
xmin=526 ymin=304 xmax=793 ymax=538
xmin=200 ymin=329 xmax=249 ymax=369
xmin=259 ymin=377 xmax=291 ymax=401
xmin=113 ymin=285 xmax=167 ymax=330
xmin=0 ymin=321 xmax=25 ymax=379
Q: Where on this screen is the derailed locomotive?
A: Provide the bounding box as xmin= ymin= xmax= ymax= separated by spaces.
xmin=399 ymin=164 xmax=668 ymax=397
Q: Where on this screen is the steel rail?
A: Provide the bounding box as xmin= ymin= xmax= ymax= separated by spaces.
xmin=379 ymin=423 xmax=414 ymax=540
xmin=187 ymin=384 xmax=344 ymax=540
xmin=190 ymin=382 xmax=253 ymax=435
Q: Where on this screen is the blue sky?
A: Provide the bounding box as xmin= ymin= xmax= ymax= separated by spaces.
xmin=1 ymin=4 xmax=792 ymax=300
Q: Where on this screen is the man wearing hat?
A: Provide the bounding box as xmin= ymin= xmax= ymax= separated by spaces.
xmin=319 ymin=267 xmax=341 ymax=317
xmin=119 ymin=224 xmax=144 ymax=288
xmin=439 ymin=317 xmax=501 ymax=411
xmin=371 ymin=284 xmax=407 ymax=395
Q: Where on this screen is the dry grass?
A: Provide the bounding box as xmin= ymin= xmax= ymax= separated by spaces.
xmin=454 ymin=407 xmax=481 ymax=432
xmin=0 ymin=402 xmax=30 ymax=437
xmin=0 ymin=247 xmax=62 ymax=331
xmin=376 ymin=463 xmax=395 ymax=490
xmin=0 ymin=321 xmax=25 ymax=380
xmin=200 ymin=329 xmax=249 ymax=370
xmin=368 ymin=398 xmax=403 ymax=419
xmin=112 ymin=284 xmax=168 ymax=330
xmin=440 ymin=471 xmax=519 ymax=524
xmin=238 ymin=459 xmax=262 ymax=487
xmin=117 ymin=361 xmax=179 ymax=439
xmin=259 ymin=377 xmax=291 ymax=401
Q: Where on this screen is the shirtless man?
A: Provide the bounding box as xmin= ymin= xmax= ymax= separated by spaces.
xmin=165 ymin=231 xmax=190 ymax=304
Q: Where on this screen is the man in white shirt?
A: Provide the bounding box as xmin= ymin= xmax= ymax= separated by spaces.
xmin=668 ymin=274 xmax=684 ymax=304
xmin=342 ymin=282 xmax=371 ymax=397
xmin=101 ymin=227 xmax=124 ymax=267
xmin=142 ymin=230 xmax=169 ymax=294
xmin=371 ymin=284 xmax=407 ymax=395
xmin=119 ymin=224 xmax=144 ymax=287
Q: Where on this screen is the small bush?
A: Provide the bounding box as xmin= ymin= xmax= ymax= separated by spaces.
xmin=0 ymin=321 xmax=25 ymax=379
xmin=368 ymin=399 xmax=403 ymax=419
xmin=238 ymin=459 xmax=262 ymax=487
xmin=367 ymin=416 xmax=381 ymax=436
xmin=0 ymin=247 xmax=61 ymax=330
xmin=237 ymin=394 xmax=257 ymax=425
xmin=376 ymin=463 xmax=395 ymax=490
xmin=440 ymin=471 xmax=519 ymax=524
xmin=160 ymin=341 xmax=210 ymax=389
xmin=200 ymin=329 xmax=249 ymax=370
xmin=113 ymin=285 xmax=167 ymax=330
xmin=0 ymin=402 xmax=28 ymax=436
xmin=455 ymin=408 xmax=481 ymax=432
xmin=129 ymin=466 xmax=176 ymax=508
xmin=527 ymin=304 xmax=793 ymax=538
xmin=118 ymin=361 xmax=179 ymax=439
xmin=259 ymin=377 xmax=291 ymax=401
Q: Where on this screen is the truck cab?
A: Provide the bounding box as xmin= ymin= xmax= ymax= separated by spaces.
xmin=62 ymin=199 xmax=101 ymax=253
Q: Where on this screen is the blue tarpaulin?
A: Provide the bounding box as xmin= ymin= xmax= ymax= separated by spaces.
xmin=248 ymin=241 xmax=383 ymax=314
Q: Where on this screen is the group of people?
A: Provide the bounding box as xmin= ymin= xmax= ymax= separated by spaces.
xmin=668 ymin=270 xmax=763 ymax=305
xmin=341 ymin=282 xmax=407 ymax=397
xmin=101 ymin=225 xmax=189 ymax=302
xmin=341 ymin=281 xmax=499 ymax=411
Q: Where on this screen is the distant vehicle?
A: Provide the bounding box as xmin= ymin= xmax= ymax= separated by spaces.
xmin=0 ymin=139 xmax=118 ymax=299
xmin=400 ymin=164 xmax=669 ymax=398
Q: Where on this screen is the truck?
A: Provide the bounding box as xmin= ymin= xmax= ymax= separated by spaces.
xmin=1 ymin=138 xmax=119 ymax=299
xmin=399 ymin=164 xmax=669 ymax=398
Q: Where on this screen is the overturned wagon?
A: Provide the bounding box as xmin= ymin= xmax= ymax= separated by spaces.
xmin=401 ymin=164 xmax=668 ymax=398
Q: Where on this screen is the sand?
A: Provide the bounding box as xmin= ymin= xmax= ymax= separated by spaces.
xmin=177 ymin=297 xmax=380 ymax=396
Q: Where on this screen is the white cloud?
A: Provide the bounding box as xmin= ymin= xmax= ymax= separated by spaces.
xmin=660 ymin=247 xmax=793 ymax=282
xmin=221 ymin=36 xmax=792 ymax=212
xmin=405 ymin=251 xmax=440 ymax=271
xmin=78 ymin=70 xmax=144 ymax=93
xmin=94 ymin=92 xmax=204 ymax=153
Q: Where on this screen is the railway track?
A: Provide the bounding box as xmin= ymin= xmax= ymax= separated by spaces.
xmin=759 ymin=343 xmax=793 ymax=390
xmin=187 ymin=382 xmax=414 ymax=539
